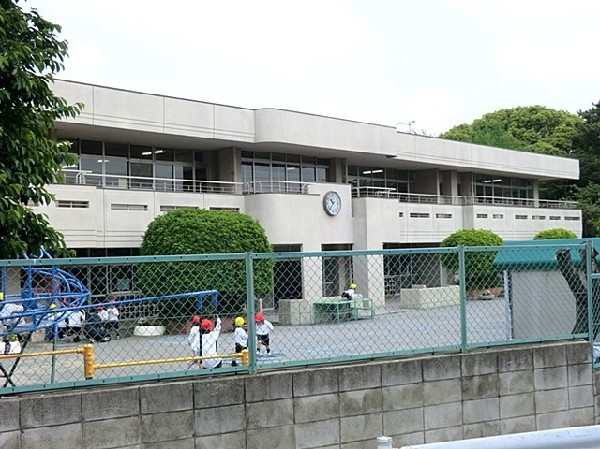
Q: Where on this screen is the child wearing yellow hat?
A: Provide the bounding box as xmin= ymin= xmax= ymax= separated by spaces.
xmin=231 ymin=316 xmax=248 ymax=367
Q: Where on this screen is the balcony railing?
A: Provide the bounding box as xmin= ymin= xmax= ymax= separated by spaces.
xmin=352 ymin=186 xmax=579 ymax=210
xmin=60 ymin=170 xmax=310 ymax=195
xmin=59 ymin=170 xmax=579 ymax=210
xmin=243 ymin=181 xmax=310 ymax=194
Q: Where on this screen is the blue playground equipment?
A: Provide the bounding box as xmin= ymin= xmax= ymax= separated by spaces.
xmin=0 ymin=248 xmax=219 ymax=387
xmin=0 ymin=248 xmax=90 ymax=339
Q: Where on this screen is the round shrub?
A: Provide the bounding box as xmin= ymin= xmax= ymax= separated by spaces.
xmin=440 ymin=229 xmax=503 ymax=291
xmin=138 ymin=209 xmax=273 ymax=316
xmin=533 ymin=228 xmax=577 ymax=240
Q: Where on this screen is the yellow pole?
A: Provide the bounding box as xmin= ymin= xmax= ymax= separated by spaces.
xmin=82 ymin=344 xmax=95 ymax=379
xmin=241 ymin=349 xmax=249 ymax=366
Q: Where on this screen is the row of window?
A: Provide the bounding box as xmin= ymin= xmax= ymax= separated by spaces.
xmin=473 ymin=174 xmax=533 ymax=199
xmin=64 ymin=139 xmax=203 ymax=191
xmin=62 ymin=140 xmax=536 ymax=203
xmin=398 ymin=211 xmax=579 ymax=221
xmin=241 ymin=151 xmax=330 ymax=185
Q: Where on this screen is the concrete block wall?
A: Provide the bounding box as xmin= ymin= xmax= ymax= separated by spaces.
xmin=0 ymin=341 xmax=596 ymax=449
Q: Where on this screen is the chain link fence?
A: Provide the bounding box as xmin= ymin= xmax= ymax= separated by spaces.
xmin=0 ymin=241 xmax=598 ymax=394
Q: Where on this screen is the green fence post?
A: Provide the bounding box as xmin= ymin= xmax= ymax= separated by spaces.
xmin=586 ymin=240 xmax=594 ymax=343
xmin=458 ymin=245 xmax=468 ymax=353
xmin=246 ymin=252 xmax=257 ymax=374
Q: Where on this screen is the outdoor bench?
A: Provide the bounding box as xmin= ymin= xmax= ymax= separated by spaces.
xmin=312 ymin=297 xmax=374 ymax=324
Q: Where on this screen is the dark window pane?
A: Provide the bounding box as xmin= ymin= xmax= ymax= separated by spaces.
xmin=174 ymin=150 xmax=193 ymax=163
xmin=130 ymin=145 xmax=153 ymax=160
xmin=273 ymin=164 xmax=286 ymax=182
xmin=81 ymin=140 xmax=102 ymax=155
xmin=105 ymin=142 xmax=128 ymax=157
xmin=287 ymin=166 xmax=300 ymax=183
xmin=255 ymin=163 xmax=270 ymax=182
xmin=155 ymin=163 xmax=173 ymax=191
xmin=242 ymin=162 xmax=253 ymax=185
xmin=130 ymin=162 xmax=153 ymax=188
xmin=156 ymin=148 xmax=174 ymax=161
xmin=316 ymin=167 xmax=327 ymax=182
xmin=302 ymin=166 xmax=315 ymax=182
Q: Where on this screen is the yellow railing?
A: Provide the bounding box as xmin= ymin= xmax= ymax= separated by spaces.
xmin=0 ymin=345 xmax=249 ymax=381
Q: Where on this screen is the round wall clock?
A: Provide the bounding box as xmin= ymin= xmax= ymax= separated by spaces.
xmin=323 ymin=191 xmax=342 ymax=216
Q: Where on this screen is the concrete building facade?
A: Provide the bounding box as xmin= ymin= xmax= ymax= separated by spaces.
xmin=42 ymin=80 xmax=580 ymax=256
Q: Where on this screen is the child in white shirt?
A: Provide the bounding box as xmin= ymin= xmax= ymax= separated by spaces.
xmin=231 ymin=316 xmax=248 ymax=367
xmin=255 ymin=312 xmax=274 ymax=355
xmin=187 ymin=316 xmax=222 ymax=369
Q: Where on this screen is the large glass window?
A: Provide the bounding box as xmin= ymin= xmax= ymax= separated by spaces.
xmin=473 ymin=175 xmax=532 ymax=202
xmin=105 ymin=158 xmax=128 ymax=188
xmin=155 ymin=163 xmax=173 ymax=191
xmin=130 ymin=162 xmax=153 ymax=188
xmin=67 ymin=138 xmax=201 ymax=192
xmin=348 ymin=166 xmax=414 ymax=194
xmin=241 ymin=152 xmax=330 ymax=193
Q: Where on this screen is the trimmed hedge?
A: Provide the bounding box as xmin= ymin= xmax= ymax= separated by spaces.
xmin=533 ymin=228 xmax=577 ymax=240
xmin=440 ymin=229 xmax=503 ymax=291
xmin=137 ymin=209 xmax=273 ymax=315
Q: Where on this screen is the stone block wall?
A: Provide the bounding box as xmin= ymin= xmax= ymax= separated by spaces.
xmin=0 ymin=340 xmax=596 ymax=449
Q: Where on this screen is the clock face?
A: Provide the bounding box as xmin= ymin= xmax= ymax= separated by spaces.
xmin=323 ymin=191 xmax=342 ymax=216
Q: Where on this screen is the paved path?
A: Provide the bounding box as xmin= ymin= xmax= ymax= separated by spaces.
xmin=1 ymin=298 xmax=511 ymax=389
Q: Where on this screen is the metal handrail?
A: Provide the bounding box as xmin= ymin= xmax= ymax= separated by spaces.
xmin=351 ymin=186 xmax=578 ymax=209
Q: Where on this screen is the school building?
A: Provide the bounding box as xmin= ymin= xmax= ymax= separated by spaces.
xmin=36 ymin=80 xmax=581 ymax=300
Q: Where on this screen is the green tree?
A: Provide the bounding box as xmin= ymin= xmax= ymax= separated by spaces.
xmin=138 ymin=209 xmax=274 ymax=315
xmin=0 ymin=2 xmax=81 ymax=258
xmin=571 ymin=183 xmax=600 ymax=237
xmin=572 ymin=101 xmax=600 ymax=187
xmin=533 ymin=228 xmax=577 ymax=240
xmin=440 ymin=106 xmax=581 ymax=156
xmin=440 ymin=229 xmax=503 ymax=291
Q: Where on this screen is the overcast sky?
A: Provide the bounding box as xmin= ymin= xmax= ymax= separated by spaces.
xmin=26 ymin=0 xmax=600 ymax=135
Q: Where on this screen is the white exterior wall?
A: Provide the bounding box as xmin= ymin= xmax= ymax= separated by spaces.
xmin=44 ymin=80 xmax=582 ymax=252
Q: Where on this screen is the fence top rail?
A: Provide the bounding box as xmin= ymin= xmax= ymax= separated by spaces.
xmin=1 ymin=243 xmax=595 ymax=266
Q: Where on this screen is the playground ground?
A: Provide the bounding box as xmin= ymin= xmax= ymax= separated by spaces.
xmin=1 ymin=297 xmax=510 ymax=389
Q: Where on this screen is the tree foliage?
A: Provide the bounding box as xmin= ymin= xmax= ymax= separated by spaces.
xmin=0 ymin=2 xmax=81 ymax=258
xmin=572 ymin=101 xmax=600 ymax=187
xmin=440 ymin=229 xmax=503 ymax=291
xmin=566 ymin=101 xmax=600 ymax=237
xmin=138 ymin=209 xmax=274 ymax=314
xmin=533 ymin=228 xmax=577 ymax=240
xmin=440 ymin=106 xmax=581 ymax=156
xmin=571 ymin=183 xmax=600 ymax=238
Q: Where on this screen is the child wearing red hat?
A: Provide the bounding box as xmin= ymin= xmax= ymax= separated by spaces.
xmin=255 ymin=312 xmax=274 ymax=355
xmin=187 ymin=314 xmax=222 ymax=369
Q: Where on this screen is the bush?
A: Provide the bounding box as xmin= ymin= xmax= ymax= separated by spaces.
xmin=137 ymin=209 xmax=274 ymax=316
xmin=533 ymin=228 xmax=577 ymax=240
xmin=440 ymin=229 xmax=503 ymax=291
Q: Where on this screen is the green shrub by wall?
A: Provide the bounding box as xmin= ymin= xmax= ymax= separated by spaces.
xmin=137 ymin=209 xmax=273 ymax=316
xmin=533 ymin=228 xmax=577 ymax=240
xmin=440 ymin=229 xmax=503 ymax=291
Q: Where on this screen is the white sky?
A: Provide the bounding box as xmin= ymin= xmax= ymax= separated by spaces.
xmin=26 ymin=0 xmax=600 ymax=135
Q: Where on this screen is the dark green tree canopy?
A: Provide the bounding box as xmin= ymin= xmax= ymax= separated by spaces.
xmin=572 ymin=100 xmax=600 ymax=187
xmin=0 ymin=1 xmax=81 ymax=258
xmin=440 ymin=106 xmax=581 ymax=156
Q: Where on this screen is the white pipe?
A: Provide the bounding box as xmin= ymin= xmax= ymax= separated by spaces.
xmin=399 ymin=426 xmax=600 ymax=449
